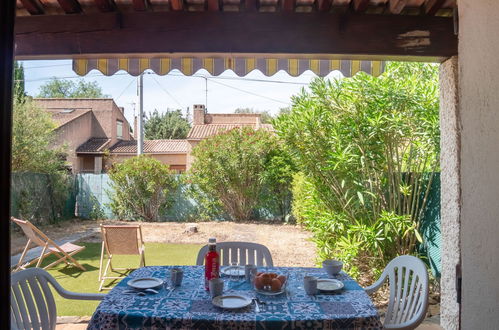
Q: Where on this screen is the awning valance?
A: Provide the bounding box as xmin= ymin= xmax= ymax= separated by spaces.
xmin=73 ymin=55 xmax=385 ymax=78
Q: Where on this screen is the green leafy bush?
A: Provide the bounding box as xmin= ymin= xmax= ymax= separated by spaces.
xmin=11 ymin=97 xmax=72 ymax=224
xmin=260 ymin=145 xmax=297 ymax=221
xmin=12 ymin=98 xmax=68 ymax=174
xmin=107 ymin=155 xmax=177 ymax=221
xmin=275 ymin=62 xmax=439 ymax=278
xmin=189 ymin=127 xmax=293 ymax=222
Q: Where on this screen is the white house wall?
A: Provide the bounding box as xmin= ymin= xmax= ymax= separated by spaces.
xmin=458 ymin=0 xmax=499 ymax=328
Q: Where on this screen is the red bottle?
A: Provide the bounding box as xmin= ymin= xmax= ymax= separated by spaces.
xmin=204 ymin=238 xmax=220 ymax=290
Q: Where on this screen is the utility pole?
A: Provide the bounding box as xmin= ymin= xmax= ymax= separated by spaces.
xmin=137 ymin=73 xmax=144 ymax=155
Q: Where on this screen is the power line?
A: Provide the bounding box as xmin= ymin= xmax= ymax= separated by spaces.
xmin=150 ymin=75 xmax=184 ymax=108
xmin=16 ymin=68 xmax=307 ymax=106
xmin=115 ymin=78 xmax=136 ymax=101
xmin=16 ymin=69 xmax=313 ymax=86
xmin=207 ymin=78 xmax=291 ymax=105
xmin=164 ymin=72 xmax=310 ymax=85
xmin=22 ymin=63 xmax=74 ymax=70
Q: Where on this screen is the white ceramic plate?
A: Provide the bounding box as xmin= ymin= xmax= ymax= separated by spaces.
xmin=221 ymin=266 xmax=245 ymax=277
xmin=212 ymin=295 xmax=252 ymax=309
xmin=127 ymin=277 xmax=164 ymax=290
xmin=317 ymin=279 xmax=344 ymax=292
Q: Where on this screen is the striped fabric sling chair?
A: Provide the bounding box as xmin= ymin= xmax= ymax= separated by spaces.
xmin=98 ymin=224 xmax=146 ymax=291
xmin=11 ymin=217 xmax=86 ymax=272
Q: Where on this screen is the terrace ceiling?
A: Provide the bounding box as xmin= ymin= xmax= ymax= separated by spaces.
xmin=16 ymin=0 xmax=455 ymax=16
xmin=14 ymin=0 xmax=458 ymax=61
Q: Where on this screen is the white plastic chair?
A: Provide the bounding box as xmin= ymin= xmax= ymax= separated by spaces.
xmin=365 ymin=255 xmax=429 ymax=330
xmin=196 ymin=241 xmax=274 ymax=267
xmin=10 ymin=268 xmax=105 ymax=330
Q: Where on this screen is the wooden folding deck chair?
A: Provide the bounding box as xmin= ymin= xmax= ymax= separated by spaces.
xmin=11 ymin=217 xmax=86 ymax=272
xmin=99 ymin=224 xmax=146 ymax=291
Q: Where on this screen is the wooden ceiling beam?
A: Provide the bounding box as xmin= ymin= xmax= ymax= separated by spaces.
xmin=56 ymin=0 xmax=82 ymax=13
xmin=94 ymin=0 xmax=116 ymax=12
xmin=132 ymin=0 xmax=148 ymax=11
xmin=281 ymin=0 xmax=296 ymax=11
xmin=206 ymin=0 xmax=219 ymax=11
xmin=170 ymin=0 xmax=183 ymax=10
xmin=244 ymin=0 xmax=258 ymax=12
xmin=425 ymin=0 xmax=446 ymax=15
xmin=316 ymin=0 xmax=331 ymax=12
xmin=14 ymin=11 xmax=457 ymax=61
xmin=352 ymin=0 xmax=369 ymax=12
xmin=389 ymin=0 xmax=407 ymax=14
xmin=19 ymin=0 xmax=45 ymax=15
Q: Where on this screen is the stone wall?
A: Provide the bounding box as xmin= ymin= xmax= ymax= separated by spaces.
xmin=439 ymin=56 xmax=460 ymax=330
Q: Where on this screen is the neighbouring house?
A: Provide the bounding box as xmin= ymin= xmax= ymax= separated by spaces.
xmin=35 ymin=98 xmax=133 ymax=173
xmin=107 ymin=139 xmax=188 ymax=173
xmin=186 ymin=104 xmax=274 ymax=169
xmin=37 ymin=99 xmax=272 ymax=173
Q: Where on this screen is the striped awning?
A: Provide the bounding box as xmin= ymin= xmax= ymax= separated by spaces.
xmin=73 ymin=55 xmax=385 ymax=77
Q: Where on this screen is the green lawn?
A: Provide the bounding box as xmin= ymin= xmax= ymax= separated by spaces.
xmin=39 ymin=242 xmax=203 ymax=316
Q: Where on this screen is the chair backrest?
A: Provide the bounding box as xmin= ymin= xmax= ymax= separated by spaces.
xmin=11 ymin=217 xmax=50 ymax=248
xmin=196 ymin=241 xmax=273 ymax=267
xmin=11 ymin=268 xmax=59 ymax=330
xmin=382 ymin=255 xmax=429 ymax=329
xmin=101 ymin=224 xmax=143 ymax=255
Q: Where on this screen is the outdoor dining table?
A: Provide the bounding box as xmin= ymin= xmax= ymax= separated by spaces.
xmin=88 ymin=265 xmax=382 ymax=329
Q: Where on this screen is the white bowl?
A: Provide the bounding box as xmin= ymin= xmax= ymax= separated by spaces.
xmin=322 ymin=259 xmax=343 ymax=276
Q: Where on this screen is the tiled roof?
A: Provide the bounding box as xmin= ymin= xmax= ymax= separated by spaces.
xmin=76 ymin=138 xmax=111 ymax=153
xmin=110 ymin=139 xmax=188 ymax=154
xmin=187 ymin=123 xmax=274 ymax=140
xmin=44 ymin=108 xmax=92 ymax=128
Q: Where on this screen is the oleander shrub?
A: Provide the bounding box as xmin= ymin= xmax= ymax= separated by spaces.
xmin=188 ymin=127 xmax=294 ymax=222
xmin=275 ymin=62 xmax=439 ymax=278
xmin=108 ymin=155 xmax=177 ymax=221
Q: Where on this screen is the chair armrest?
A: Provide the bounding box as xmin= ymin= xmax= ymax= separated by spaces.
xmin=364 ymin=270 xmax=388 ymax=295
xmin=48 ymin=277 xmax=106 ymax=300
xmin=58 ymin=291 xmax=106 ymax=301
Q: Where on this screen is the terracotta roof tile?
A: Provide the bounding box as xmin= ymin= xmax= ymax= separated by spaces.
xmin=187 ymin=123 xmax=274 ymax=139
xmin=76 ymin=138 xmax=111 ymax=153
xmin=110 ymin=139 xmax=188 ymax=154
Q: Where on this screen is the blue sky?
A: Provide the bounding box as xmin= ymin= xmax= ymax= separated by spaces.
xmin=21 ymin=59 xmax=343 ymax=125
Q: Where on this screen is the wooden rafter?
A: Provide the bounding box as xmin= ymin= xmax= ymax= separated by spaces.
xmin=281 ymin=0 xmax=296 ymax=11
xmin=206 ymin=0 xmax=219 ymax=11
xmin=20 ymin=0 xmax=45 ymax=15
xmin=56 ymin=0 xmax=82 ymax=13
xmin=352 ymin=0 xmax=369 ymax=12
xmin=244 ymin=0 xmax=258 ymax=12
xmin=389 ymin=0 xmax=407 ymax=14
xmin=94 ymin=0 xmax=116 ymax=12
xmin=15 ymin=11 xmax=457 ymax=61
xmin=132 ymin=0 xmax=148 ymax=11
xmin=316 ymin=0 xmax=331 ymax=12
xmin=425 ymin=0 xmax=446 ymax=15
xmin=170 ymin=0 xmax=183 ymax=10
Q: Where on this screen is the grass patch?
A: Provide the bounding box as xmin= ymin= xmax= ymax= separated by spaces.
xmin=38 ymin=242 xmax=203 ymax=316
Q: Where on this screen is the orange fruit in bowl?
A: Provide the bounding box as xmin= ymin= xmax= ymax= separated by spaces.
xmin=270 ymin=278 xmax=282 ymax=291
xmin=261 ymin=273 xmax=272 ymax=286
xmin=277 ymin=275 xmax=287 ymax=285
xmin=254 ymin=275 xmax=264 ymax=290
xmin=269 ymin=273 xmax=278 ymax=278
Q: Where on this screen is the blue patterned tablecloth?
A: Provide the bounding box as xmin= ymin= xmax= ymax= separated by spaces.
xmin=88 ymin=266 xmax=382 ymax=330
